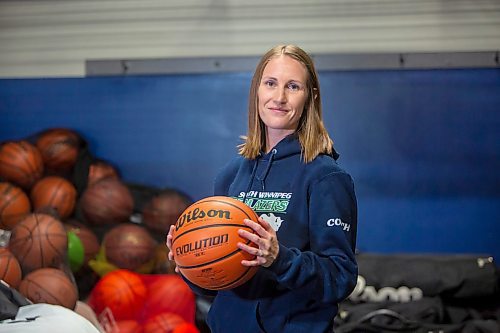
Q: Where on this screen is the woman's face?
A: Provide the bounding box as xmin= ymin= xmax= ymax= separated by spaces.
xmin=258 ymin=55 xmax=308 ymax=138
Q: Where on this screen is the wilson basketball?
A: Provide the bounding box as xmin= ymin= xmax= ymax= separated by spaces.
xmin=88 ymin=269 xmax=147 ymax=321
xmin=0 ymin=182 xmax=31 ymax=230
xmin=103 ymin=224 xmax=156 ymax=271
xmin=30 ymin=176 xmax=77 ymax=220
xmin=143 ymin=312 xmax=185 ymax=333
xmin=18 ymin=267 xmax=78 ymax=309
xmin=142 ymin=189 xmax=192 ymax=233
xmin=87 ymin=159 xmax=119 ymax=187
xmin=35 ymin=128 xmax=81 ymax=173
xmin=80 ymin=178 xmax=134 ymax=225
xmin=141 ymin=274 xmax=195 ymax=322
xmin=64 ymin=219 xmax=100 ymax=268
xmin=0 ymin=247 xmax=23 ymax=289
xmin=8 ymin=213 xmax=68 ymax=274
xmin=171 ymin=196 xmax=259 ymax=290
xmin=0 ymin=140 xmax=44 ymax=189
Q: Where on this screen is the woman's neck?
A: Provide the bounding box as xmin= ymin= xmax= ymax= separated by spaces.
xmin=265 ymin=129 xmax=295 ymax=153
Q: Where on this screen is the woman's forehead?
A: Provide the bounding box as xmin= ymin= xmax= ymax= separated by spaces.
xmin=262 ymin=55 xmax=308 ymax=81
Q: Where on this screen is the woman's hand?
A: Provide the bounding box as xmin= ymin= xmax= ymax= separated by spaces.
xmin=237 ymin=217 xmax=279 ymax=268
xmin=165 ymin=225 xmax=180 ymax=273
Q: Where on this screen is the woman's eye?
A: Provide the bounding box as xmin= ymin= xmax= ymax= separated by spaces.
xmin=288 ymin=83 xmax=301 ymax=91
xmin=264 ymin=80 xmax=276 ymax=87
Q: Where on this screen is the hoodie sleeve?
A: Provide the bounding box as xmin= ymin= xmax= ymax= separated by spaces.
xmin=266 ymin=171 xmax=358 ymax=304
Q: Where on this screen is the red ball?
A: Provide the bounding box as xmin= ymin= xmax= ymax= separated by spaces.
xmin=103 ymin=224 xmax=156 ymax=271
xmin=172 ymin=323 xmax=200 ymax=333
xmin=88 ymin=269 xmax=147 ymax=321
xmin=18 ymin=267 xmax=78 ymax=309
xmin=108 ymin=320 xmax=143 ymax=333
xmin=8 ymin=213 xmax=68 ymax=274
xmin=0 ymin=182 xmax=31 ymax=230
xmin=30 ymin=176 xmax=77 ymax=220
xmin=171 ymin=196 xmax=258 ymax=290
xmin=143 ymin=312 xmax=185 ymax=333
xmin=80 ymin=178 xmax=134 ymax=225
xmin=142 ymin=274 xmax=195 ymax=322
xmin=142 ymin=189 xmax=191 ymax=233
xmin=0 ymin=247 xmax=22 ymax=289
xmin=35 ymin=128 xmax=81 ymax=174
xmin=0 ymin=141 xmax=44 ymax=189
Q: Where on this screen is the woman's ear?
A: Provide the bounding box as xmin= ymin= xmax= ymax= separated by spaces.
xmin=313 ymin=87 xmax=318 ymax=99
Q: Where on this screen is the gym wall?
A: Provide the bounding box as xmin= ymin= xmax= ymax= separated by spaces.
xmin=1 ymin=67 xmax=499 ymax=260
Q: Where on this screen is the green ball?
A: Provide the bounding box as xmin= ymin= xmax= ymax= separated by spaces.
xmin=67 ymin=230 xmax=85 ymax=272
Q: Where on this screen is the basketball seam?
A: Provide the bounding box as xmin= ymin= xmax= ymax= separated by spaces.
xmin=0 ymin=161 xmax=32 ymax=178
xmin=18 ymin=142 xmax=39 ymax=184
xmin=176 ymin=243 xmax=255 ymax=269
xmin=0 ymin=183 xmax=18 ymax=216
xmin=197 ymin=198 xmax=256 ymax=220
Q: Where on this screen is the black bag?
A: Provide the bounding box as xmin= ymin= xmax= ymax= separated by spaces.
xmin=335 ymin=297 xmax=500 ymax=333
xmin=352 ymin=253 xmax=499 ymax=300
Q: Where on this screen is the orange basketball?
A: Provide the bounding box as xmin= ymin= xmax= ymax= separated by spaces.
xmin=103 ymin=224 xmax=157 ymax=272
xmin=88 ymin=269 xmax=147 ymax=321
xmin=35 ymin=128 xmax=81 ymax=174
xmin=143 ymin=312 xmax=185 ymax=333
xmin=171 ymin=196 xmax=258 ymax=291
xmin=8 ymin=213 xmax=68 ymax=274
xmin=0 ymin=141 xmax=44 ymax=189
xmin=18 ymin=267 xmax=78 ymax=309
xmin=80 ymin=178 xmax=134 ymax=225
xmin=30 ymin=176 xmax=77 ymax=220
xmin=0 ymin=182 xmax=31 ymax=230
xmin=0 ymin=247 xmax=23 ymax=289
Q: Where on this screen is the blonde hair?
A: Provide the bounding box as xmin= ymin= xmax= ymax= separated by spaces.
xmin=239 ymin=44 xmax=333 ymax=163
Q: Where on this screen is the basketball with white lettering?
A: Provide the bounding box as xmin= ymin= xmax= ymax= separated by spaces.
xmin=171 ymin=196 xmax=258 ymax=290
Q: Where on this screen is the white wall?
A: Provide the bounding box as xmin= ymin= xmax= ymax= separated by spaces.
xmin=1 ymin=0 xmax=500 ymax=78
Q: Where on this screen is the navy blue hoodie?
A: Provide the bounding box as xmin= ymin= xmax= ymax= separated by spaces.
xmin=193 ymin=134 xmax=357 ymax=333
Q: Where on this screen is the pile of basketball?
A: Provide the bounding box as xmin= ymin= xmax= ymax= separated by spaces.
xmin=0 ymin=129 xmax=86 ymax=310
xmin=0 ymin=128 xmax=197 ymax=331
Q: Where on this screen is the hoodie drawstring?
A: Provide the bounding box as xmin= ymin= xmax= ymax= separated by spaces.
xmin=256 ymin=148 xmax=277 ymax=191
xmin=243 ymin=158 xmax=259 ymax=203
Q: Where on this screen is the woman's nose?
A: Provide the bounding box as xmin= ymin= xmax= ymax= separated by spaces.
xmin=274 ymin=86 xmax=287 ymax=103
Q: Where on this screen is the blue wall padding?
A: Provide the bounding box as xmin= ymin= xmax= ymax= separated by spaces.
xmin=1 ymin=68 xmax=499 ymax=260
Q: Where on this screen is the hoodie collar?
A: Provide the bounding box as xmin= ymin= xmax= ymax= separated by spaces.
xmin=261 ymin=133 xmax=301 ymax=161
xmin=261 ymin=133 xmax=340 ymax=161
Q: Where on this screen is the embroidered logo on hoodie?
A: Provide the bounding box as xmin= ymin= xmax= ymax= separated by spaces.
xmin=260 ymin=212 xmax=284 ymax=231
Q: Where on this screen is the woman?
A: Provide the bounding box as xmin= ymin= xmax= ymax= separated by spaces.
xmin=167 ymin=44 xmax=357 ymax=333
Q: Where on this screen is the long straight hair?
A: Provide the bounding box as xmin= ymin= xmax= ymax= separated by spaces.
xmin=239 ymin=44 xmax=333 ymax=163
